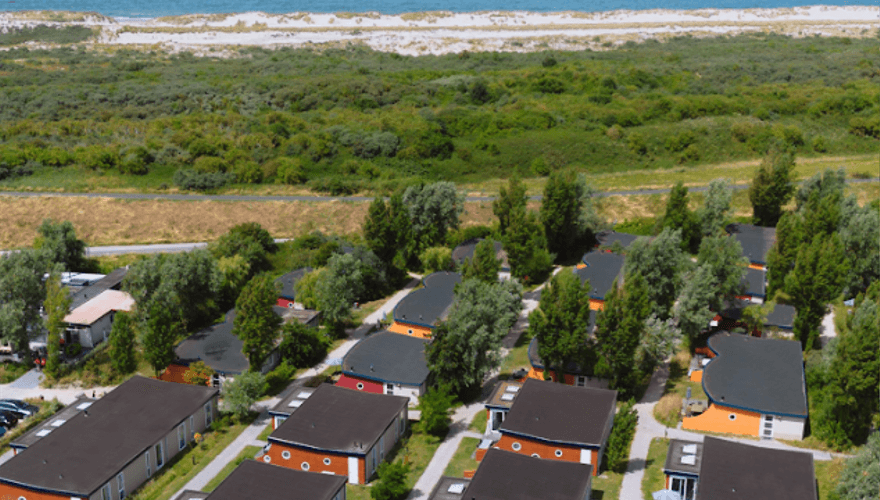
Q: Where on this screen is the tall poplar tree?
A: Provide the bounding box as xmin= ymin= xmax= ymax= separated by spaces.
xmin=43 ymin=272 xmax=71 ymax=379
xmin=233 ymin=275 xmax=282 ymax=370
xmin=528 ymin=271 xmax=592 ymax=382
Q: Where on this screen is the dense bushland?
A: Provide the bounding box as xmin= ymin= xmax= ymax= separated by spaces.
xmin=0 ymin=32 xmax=877 ymax=192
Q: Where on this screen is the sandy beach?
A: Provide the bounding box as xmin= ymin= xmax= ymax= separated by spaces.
xmin=1 ymin=5 xmax=878 ymax=55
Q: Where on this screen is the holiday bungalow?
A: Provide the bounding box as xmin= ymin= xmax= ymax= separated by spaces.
xmin=575 ymin=251 xmax=625 ymax=310
xmin=10 ymin=396 xmax=95 ymax=455
xmin=337 ymin=330 xmax=429 ymax=406
xmin=67 ymin=267 xmax=129 ymax=311
xmin=268 ymin=387 xmax=316 ymax=430
xmin=683 ymin=332 xmax=807 ymax=440
xmin=712 ymin=299 xmax=796 ymax=336
xmin=489 ymin=378 xmax=617 ymax=476
xmin=738 ymin=268 xmax=766 ymax=304
xmin=175 ymin=460 xmax=346 ymax=500
xmin=595 ymin=230 xmax=640 ymax=251
xmin=265 ymin=384 xmax=408 ymax=485
xmin=274 ymin=267 xmax=312 ymax=309
xmin=452 ymin=238 xmax=510 ymax=272
xmin=388 ymin=271 xmax=461 ymax=339
xmin=725 ymin=223 xmax=776 ymax=270
xmin=662 ymin=437 xmax=816 ymax=500
xmin=0 ymin=377 xmax=218 ymax=500
xmin=64 ymin=289 xmax=135 ymax=348
xmin=524 ymin=311 xmax=606 ymax=386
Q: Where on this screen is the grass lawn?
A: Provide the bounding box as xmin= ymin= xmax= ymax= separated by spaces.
xmin=347 ymin=430 xmax=442 ymax=500
xmin=814 ymin=458 xmax=845 ymax=500
xmin=592 ymin=469 xmax=624 ymax=500
xmin=0 ymin=361 xmax=31 ymax=383
xmin=443 ymin=437 xmax=480 ymax=477
xmin=641 ymin=438 xmax=671 ymax=500
xmin=498 ymin=327 xmax=534 ymax=380
xmin=129 ymin=414 xmax=256 ymax=500
xmin=256 ymin=424 xmax=273 ymax=442
xmin=202 ymin=445 xmax=262 ymax=492
xmin=468 ymin=412 xmax=487 ymax=434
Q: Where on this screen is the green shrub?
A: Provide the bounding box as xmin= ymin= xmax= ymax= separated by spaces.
xmin=193 ymin=156 xmax=228 ymax=173
xmin=812 ymin=135 xmax=828 ymax=152
xmin=233 ymin=160 xmax=263 ymax=184
xmin=420 ymin=247 xmax=454 ymax=274
xmin=173 ymin=168 xmax=235 ymax=191
xmin=603 ymin=399 xmax=638 ymax=473
xmin=530 ymin=157 xmax=550 ymax=176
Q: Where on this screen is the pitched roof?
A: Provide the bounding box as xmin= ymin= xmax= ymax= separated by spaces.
xmin=274 ymin=267 xmax=312 ymax=301
xmin=575 ymin=251 xmax=625 ymax=300
xmin=725 ymin=223 xmax=776 ymax=265
xmin=499 ymin=378 xmax=617 ymax=447
xmin=342 ymin=331 xmax=429 ymax=386
xmin=68 ymin=267 xmax=128 ymax=310
xmin=64 ymin=289 xmax=135 ymax=325
xmin=393 ymin=272 xmax=462 ymax=327
xmin=269 ymin=384 xmax=407 ymax=454
xmin=741 ymin=268 xmax=766 ymax=298
xmin=175 ymin=309 xmax=250 ymax=375
xmin=697 ymin=437 xmax=817 ymax=500
xmin=0 ymin=377 xmax=218 ymax=497
xmin=463 ymin=448 xmax=592 ymax=500
xmin=703 ymin=332 xmax=807 ymax=417
xmin=596 ymin=230 xmax=640 ymax=250
xmin=206 ymin=460 xmax=346 ymax=500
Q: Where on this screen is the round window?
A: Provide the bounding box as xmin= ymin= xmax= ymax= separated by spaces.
xmin=19 ymin=497 xmax=27 ymax=500
xmin=555 ymin=449 xmax=563 ymax=457
xmin=323 ymin=457 xmax=332 ymax=465
xmin=728 ymin=413 xmax=737 ymax=421
xmin=407 ymin=329 xmax=413 ymax=335
xmin=531 ymin=453 xmax=540 ymax=458
xmin=281 ymin=451 xmax=291 ymax=460
xmin=302 ymin=462 xmax=310 ymax=471
xmin=263 ymin=455 xmax=271 ymax=463
xmin=511 ymin=442 xmax=521 ymax=451
xmin=356 ymin=383 xmax=364 ymax=390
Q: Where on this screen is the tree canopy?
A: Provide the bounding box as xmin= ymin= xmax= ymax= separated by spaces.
xmin=625 ymin=229 xmax=689 ymax=319
xmin=402 ymin=182 xmax=464 ymax=259
xmin=233 ymin=274 xmax=283 ymax=371
xmin=528 ymin=270 xmax=592 ymax=381
xmin=659 ymin=182 xmax=701 ymax=253
xmin=595 ymin=273 xmax=651 ymax=395
xmin=461 ymin=239 xmax=501 ymax=284
xmin=493 ymin=176 xmax=528 ymax=236
xmin=34 ymin=219 xmax=89 ymax=271
xmin=540 ymin=171 xmax=601 ymax=262
xmin=748 ymin=146 xmax=796 ymax=227
xmin=0 ymin=249 xmax=50 ymax=356
xmin=503 ymin=207 xmax=553 ymax=285
xmin=697 ymin=178 xmax=733 ymax=236
xmin=209 ymin=222 xmax=277 ymax=278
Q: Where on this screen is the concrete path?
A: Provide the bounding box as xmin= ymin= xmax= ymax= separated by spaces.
xmin=7 ymin=369 xmax=44 ymax=389
xmin=819 ymin=307 xmax=837 ymax=348
xmin=0 ymin=382 xmax=114 ymax=405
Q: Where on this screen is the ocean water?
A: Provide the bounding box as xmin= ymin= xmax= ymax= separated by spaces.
xmin=2 ymin=0 xmax=877 ymax=19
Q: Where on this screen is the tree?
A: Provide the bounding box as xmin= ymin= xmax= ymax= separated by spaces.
xmin=349 ymin=246 xmax=390 ymax=301
xmin=786 ymin=234 xmax=848 ymax=349
xmin=426 ymin=279 xmax=522 ymax=397
xmin=461 ymin=239 xmax=500 ymax=284
xmin=183 ymin=360 xmax=215 ymax=386
xmin=528 ymin=271 xmax=592 ymax=381
xmin=418 ymin=385 xmax=455 ymax=437
xmin=370 ymin=461 xmax=410 ymax=500
xmin=278 ymin=321 xmax=329 ymax=368
xmin=217 ymin=254 xmax=250 ymax=306
xmin=540 ymin=171 xmax=601 ymax=261
xmin=697 ymin=178 xmax=733 ymax=236
xmin=833 ymin=432 xmax=879 ymax=499
xmin=625 ymin=229 xmax=689 ymax=319
xmin=659 ymin=182 xmax=701 ymax=253
xmin=209 ymin=222 xmax=277 ymax=277
xmin=420 ymin=247 xmax=454 ymax=274
xmin=765 ymin=212 xmax=805 ymax=297
xmin=839 ymin=202 xmax=880 ymax=296
xmin=293 ymin=269 xmax=322 ymax=310
xmin=673 ymin=265 xmax=717 ymax=346
xmin=492 ymin=176 xmax=528 ymax=236
xmin=233 ymin=275 xmax=282 ymax=371
xmin=109 ymin=311 xmax=137 ymax=375
xmin=43 ymin=272 xmax=70 ymax=379
xmin=595 ymin=273 xmax=651 ymax=395
xmin=224 ymin=372 xmax=266 ymax=421
xmin=638 ymin=315 xmax=681 ymax=369
xmin=503 ymin=207 xmax=553 ymax=285
xmin=0 ymin=249 xmax=49 ymax=359
xmin=142 ymin=298 xmax=182 ymax=376
xmin=749 ymin=146 xmax=796 ymax=227
xmin=402 ymin=182 xmax=464 ymax=259
xmin=740 ymin=302 xmax=773 ymax=336
xmin=34 ymin=219 xmax=88 ymax=271
xmin=603 ymin=399 xmax=638 ymax=473
xmin=316 ymin=253 xmax=364 ymax=333
xmin=795 ymin=168 xmax=846 ymax=211
xmin=696 ymin=235 xmax=748 ymax=310
xmin=364 ymin=194 xmax=410 ymax=273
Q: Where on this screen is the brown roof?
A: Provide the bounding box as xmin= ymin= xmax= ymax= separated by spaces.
xmin=485 ymin=380 xmax=523 ymax=409
xmin=0 ymin=377 xmax=218 ymax=497
xmin=207 ymin=460 xmax=345 ymax=500
xmin=463 ymin=448 xmax=592 ymax=500
xmin=499 ymin=378 xmax=616 ymax=447
xmin=268 ymin=384 xmax=407 ymax=454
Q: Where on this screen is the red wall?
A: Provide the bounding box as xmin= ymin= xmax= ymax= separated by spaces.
xmin=337 ymin=374 xmax=383 ymax=394
xmin=277 ymin=298 xmax=294 ymax=308
xmin=0 ymin=483 xmax=70 ymax=500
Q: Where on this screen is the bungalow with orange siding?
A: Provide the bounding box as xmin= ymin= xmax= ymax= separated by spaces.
xmin=682 ymin=332 xmax=807 ymax=440
xmin=725 ymin=223 xmax=776 ymax=270
xmin=174 ymin=460 xmax=346 ymax=500
xmin=575 ymin=251 xmax=625 ymax=311
xmin=388 ymin=271 xmax=461 ymax=338
xmin=489 ymin=378 xmax=617 ymax=476
xmin=523 ymin=312 xmax=609 ymax=388
xmin=265 ymin=384 xmax=408 ymax=485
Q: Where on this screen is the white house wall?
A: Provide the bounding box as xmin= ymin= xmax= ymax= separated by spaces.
xmin=771 ymin=415 xmax=805 ymax=440
xmin=386 ymin=383 xmax=423 ymax=406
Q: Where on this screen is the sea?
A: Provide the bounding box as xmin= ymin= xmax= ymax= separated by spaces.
xmin=1 ymin=0 xmax=877 ymax=19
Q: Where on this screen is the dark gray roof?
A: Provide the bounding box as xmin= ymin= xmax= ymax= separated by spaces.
xmin=697 ymin=437 xmax=816 ymax=500
xmin=393 ymin=272 xmax=462 ymax=327
xmin=270 ymin=387 xmax=316 ymax=417
xmin=500 ymin=378 xmax=617 ymax=447
xmin=575 ymin=251 xmax=625 ymax=300
xmin=663 ymin=439 xmax=703 ymax=477
xmin=0 ymin=377 xmax=217 ymax=497
xmin=741 ymin=268 xmax=766 ymax=298
xmin=725 ymin=223 xmax=776 ymax=265
xmin=274 ymin=267 xmax=312 ymax=301
xmin=175 ymin=309 xmax=250 ymax=375
xmin=703 ymin=332 xmax=807 ymax=417
xmin=597 ymin=230 xmax=640 ymax=249
xmin=428 ymin=476 xmax=472 ymax=500
xmin=269 ymin=384 xmax=407 ymax=454
xmin=452 ymin=238 xmax=509 ymax=271
xmin=69 ymin=267 xmax=128 ymax=310
xmin=11 ymin=396 xmax=95 ymax=450
xmin=463 ymin=448 xmax=592 ymax=500
xmin=342 ymin=331 xmax=429 ymax=386
xmin=207 ymin=460 xmax=345 ymax=500
xmin=766 ymin=303 xmax=796 ymax=330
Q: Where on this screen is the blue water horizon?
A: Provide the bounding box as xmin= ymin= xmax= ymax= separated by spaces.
xmin=2 ymin=1 xmax=876 ymax=19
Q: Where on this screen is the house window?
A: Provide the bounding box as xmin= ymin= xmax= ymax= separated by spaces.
xmin=555 ymin=449 xmax=563 ymax=457
xmin=101 ymin=484 xmax=111 ymax=500
xmin=356 ymin=382 xmax=364 ymax=390
xmin=178 ymin=423 xmax=186 ymax=450
xmin=511 ymin=442 xmax=522 ymax=451
xmin=190 ymin=416 xmax=195 ymax=440
xmin=670 ymin=475 xmax=697 ymax=500
xmin=205 ymin=401 xmax=213 ymax=426
xmin=155 ymin=442 xmax=165 ymax=469
xmin=324 ymin=457 xmax=332 ymax=465
xmin=531 ymin=453 xmax=540 ymax=458
xmin=407 ymin=329 xmax=413 ymax=335
xmin=728 ymin=413 xmax=737 ymax=421
xmin=264 ymin=455 xmax=271 ymax=463
xmin=386 ymin=384 xmax=394 ymax=394
xmin=145 ymin=451 xmax=151 ymax=478
xmin=576 ymin=376 xmax=586 ymax=387
xmin=302 ymin=462 xmax=310 ymax=471
xmin=117 ymin=472 xmax=125 ymax=500
xmin=282 ymin=451 xmax=291 ymax=460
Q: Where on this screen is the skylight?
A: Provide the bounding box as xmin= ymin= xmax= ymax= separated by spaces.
xmin=448 ymin=483 xmax=465 ymax=494
xmin=681 ymin=455 xmax=697 ymax=466
xmin=682 ymin=444 xmax=697 ymax=454
xmin=76 ymin=402 xmax=93 ymax=410
xmin=505 ymin=385 xmax=520 ymax=393
xmin=297 ymin=391 xmax=312 ymax=399
xmin=51 ymin=419 xmax=66 ymax=427
xmin=35 ymin=429 xmax=52 ymax=437
xmin=500 ymin=393 xmax=515 ymax=402
xmin=288 ymin=400 xmax=304 ymax=408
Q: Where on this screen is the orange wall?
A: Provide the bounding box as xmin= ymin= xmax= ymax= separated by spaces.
xmin=496 ymin=434 xmax=600 ymax=476
xmin=264 ymin=442 xmax=361 ymax=481
xmin=0 ymin=483 xmax=70 ymax=500
xmin=748 ymin=263 xmax=766 ymax=270
xmin=694 ymin=347 xmax=715 ymax=358
xmin=388 ymin=321 xmax=433 ymax=339
xmin=525 ymin=368 xmax=584 ymax=386
xmin=589 ymin=299 xmax=605 ymax=311
xmin=689 ymin=370 xmax=703 ymax=383
xmin=682 ymin=403 xmax=761 ymax=437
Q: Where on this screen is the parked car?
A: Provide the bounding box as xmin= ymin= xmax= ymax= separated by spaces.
xmin=0 ymin=402 xmax=34 ymax=419
xmin=0 ymin=425 xmax=6 ymax=437
xmin=0 ymin=411 xmax=18 ymax=429
xmin=0 ymin=399 xmax=39 ymax=415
